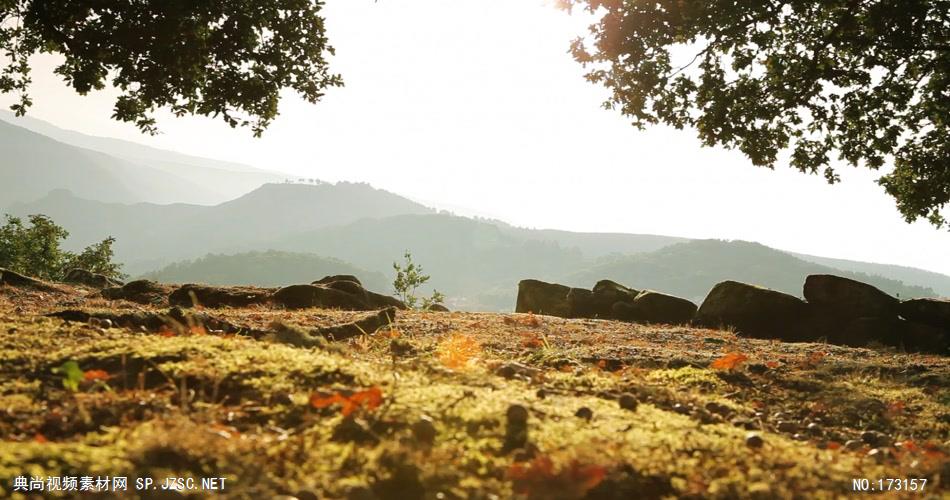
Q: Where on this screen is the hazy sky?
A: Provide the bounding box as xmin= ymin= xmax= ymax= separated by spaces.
xmin=2 ymin=0 xmax=948 ymax=275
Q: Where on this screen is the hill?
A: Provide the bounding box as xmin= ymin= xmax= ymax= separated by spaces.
xmin=564 ymin=240 xmax=936 ymax=303
xmin=5 ymin=183 xmax=434 ymax=275
xmin=140 ymin=250 xmax=389 ymax=291
xmin=0 ymin=120 xmax=223 ymax=206
xmin=0 ymin=112 xmax=284 ymax=205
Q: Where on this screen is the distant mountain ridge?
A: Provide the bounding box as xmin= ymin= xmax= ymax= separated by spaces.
xmin=0 ymin=113 xmax=284 ymax=205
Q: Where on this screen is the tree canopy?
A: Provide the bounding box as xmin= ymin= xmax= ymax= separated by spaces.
xmin=560 ymin=0 xmax=949 ymax=227
xmin=0 ymin=214 xmax=124 ymax=281
xmin=0 ymin=0 xmax=341 ymax=135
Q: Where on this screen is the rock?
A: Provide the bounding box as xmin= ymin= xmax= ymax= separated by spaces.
xmin=803 ymin=274 xmax=899 ymax=319
xmin=64 ymin=268 xmax=122 ymax=288
xmin=591 ymin=279 xmax=639 ymax=318
xmin=619 ymin=290 xmax=697 ymax=324
xmin=833 ymin=316 xmax=948 ymax=354
xmin=899 ymin=298 xmax=950 ymax=330
xmin=618 ymin=393 xmax=638 ymax=411
xmin=575 ymin=407 xmax=593 ymax=421
xmin=273 ymin=283 xmax=406 ymax=311
xmin=0 ymin=268 xmax=57 ymax=290
xmin=169 ymin=284 xmax=272 ymax=308
xmin=48 ymin=308 xmax=261 ymax=336
xmin=494 ymin=362 xmax=541 ymax=380
xmin=806 ymin=422 xmax=823 ymax=436
xmin=745 ymin=433 xmax=764 ymax=449
xmin=274 ymin=307 xmax=398 ymax=345
xmin=515 ymin=279 xmax=572 ymax=317
xmin=861 ymin=430 xmax=889 ymax=447
xmin=101 ymin=280 xmax=171 ymax=305
xmin=777 ymin=421 xmax=798 ymax=433
xmin=566 ymin=287 xmax=597 ymax=318
xmin=425 ymin=303 xmax=450 ymax=312
xmin=695 ymin=281 xmax=808 ymax=340
xmin=503 ymin=404 xmax=529 ymax=453
xmin=844 ymin=439 xmax=863 ymax=451
xmin=411 ymin=416 xmax=437 ymax=445
xmin=313 ymin=274 xmax=362 ymax=286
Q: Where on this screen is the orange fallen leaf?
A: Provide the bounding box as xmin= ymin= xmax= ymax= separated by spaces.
xmin=710 ymin=352 xmax=748 ymax=370
xmin=83 ymin=369 xmax=110 ymax=382
xmin=310 ymin=387 xmax=383 ymax=417
xmin=437 ymin=333 xmax=481 ymax=370
xmin=34 ymin=433 xmax=47 ymax=444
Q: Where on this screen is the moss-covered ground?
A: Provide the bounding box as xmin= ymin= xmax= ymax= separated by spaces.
xmin=0 ymin=284 xmax=948 ymax=499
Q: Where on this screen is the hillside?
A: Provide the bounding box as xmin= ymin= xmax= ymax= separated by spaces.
xmin=565 ymin=240 xmax=937 ymax=303
xmin=5 ymin=183 xmax=434 ymax=275
xmin=1 ymin=279 xmax=947 ymax=498
xmin=0 ymin=120 xmax=222 ymax=206
xmin=0 ymin=113 xmax=284 ymax=205
xmin=141 ymin=250 xmax=389 ymax=291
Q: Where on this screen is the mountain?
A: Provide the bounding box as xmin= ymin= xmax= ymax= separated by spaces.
xmin=5 ymin=183 xmax=434 ymax=275
xmin=5 ymin=172 xmax=946 ymax=311
xmin=0 ymin=119 xmax=225 ymax=205
xmin=140 ymin=250 xmax=389 ymax=291
xmin=0 ymin=113 xmax=284 ymax=205
xmin=563 ymin=240 xmax=937 ymax=303
xmin=791 ymin=253 xmax=950 ymax=297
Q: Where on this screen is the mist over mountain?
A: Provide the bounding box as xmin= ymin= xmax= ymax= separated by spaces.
xmin=0 ymin=112 xmax=283 ymax=205
xmin=6 ymin=183 xmax=433 ymax=275
xmin=1 ymin=117 xmax=946 ymax=311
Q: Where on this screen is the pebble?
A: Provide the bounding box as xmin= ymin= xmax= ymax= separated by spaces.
xmin=412 ymin=416 xmax=437 ymax=445
xmin=507 ymin=404 xmax=529 ymax=425
xmin=672 ymin=403 xmax=690 ymax=415
xmin=745 ymin=433 xmax=764 ymax=449
xmin=861 ymin=430 xmax=889 ymax=447
xmin=806 ymin=422 xmax=823 ymax=435
xmin=618 ymin=393 xmax=638 ymax=411
xmin=575 ymin=407 xmax=593 ymax=421
xmin=777 ymin=421 xmax=798 ymax=433
xmin=867 ymin=447 xmax=893 ymax=463
xmin=844 ymin=439 xmax=863 ymax=451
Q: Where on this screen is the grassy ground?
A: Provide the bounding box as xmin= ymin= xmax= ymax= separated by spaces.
xmin=0 ymin=283 xmax=948 ymax=499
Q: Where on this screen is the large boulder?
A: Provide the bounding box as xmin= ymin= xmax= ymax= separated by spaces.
xmin=101 ymin=280 xmax=172 ymax=305
xmin=588 ymin=279 xmax=639 ymax=319
xmin=833 ymin=316 xmax=948 ymax=354
xmin=169 ymin=284 xmax=273 ymax=308
xmin=64 ymin=268 xmax=122 ymax=289
xmin=273 ymin=279 xmax=407 ymax=311
xmin=614 ymin=290 xmax=696 ymax=325
xmin=899 ymin=298 xmax=950 ymax=330
xmin=515 ymin=279 xmax=572 ymax=317
xmin=803 ymin=274 xmax=899 ymax=319
xmin=695 ymin=281 xmax=808 ymax=340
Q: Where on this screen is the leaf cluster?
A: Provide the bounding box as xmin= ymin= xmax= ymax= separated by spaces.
xmin=561 ymin=0 xmax=950 ymax=227
xmin=0 ymin=0 xmax=342 ymax=135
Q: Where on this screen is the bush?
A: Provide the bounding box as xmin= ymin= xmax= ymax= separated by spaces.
xmin=0 ymin=214 xmax=125 ymax=281
xmin=392 ymin=251 xmax=444 ymax=309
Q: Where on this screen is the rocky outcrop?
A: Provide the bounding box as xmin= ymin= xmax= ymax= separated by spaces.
xmin=515 ymin=279 xmax=572 ymax=317
xmin=695 ymin=281 xmax=808 ymax=340
xmin=64 ymin=269 xmax=122 ymax=289
xmin=0 ymin=268 xmax=58 ymax=290
xmin=274 ymin=276 xmax=406 ymax=311
xmin=426 ymin=303 xmax=450 ymax=312
xmin=169 ymin=284 xmax=272 ymax=308
xmin=615 ymin=290 xmax=697 ymax=325
xmin=899 ymin=298 xmax=950 ymax=330
xmin=803 ymin=274 xmax=899 ymax=319
xmin=101 ymin=280 xmax=173 ymax=305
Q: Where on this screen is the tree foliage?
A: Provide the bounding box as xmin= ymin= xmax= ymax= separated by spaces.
xmin=0 ymin=214 xmax=124 ymax=281
xmin=0 ymin=0 xmax=342 ymax=135
xmin=560 ymin=0 xmax=950 ymax=227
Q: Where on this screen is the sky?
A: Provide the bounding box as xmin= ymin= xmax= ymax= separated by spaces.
xmin=2 ymin=0 xmax=948 ymax=275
